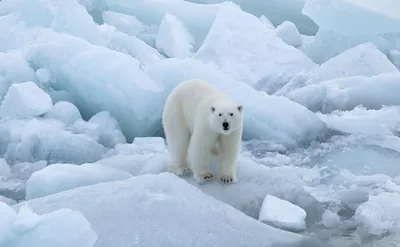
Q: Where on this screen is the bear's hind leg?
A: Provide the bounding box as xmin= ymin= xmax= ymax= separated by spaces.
xmin=166 ymin=129 xmax=191 ymax=176
xmin=187 ymin=130 xmax=215 ymax=183
xmin=164 ymin=112 xmax=191 ymax=176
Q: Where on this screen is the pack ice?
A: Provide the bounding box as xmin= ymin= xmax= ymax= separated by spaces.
xmin=0 ymin=202 xmax=97 ymax=247
xmin=2 ymin=0 xmax=400 ymax=246
xmin=13 ymin=173 xmax=327 ymax=247
xmin=301 ymin=0 xmax=400 ymax=63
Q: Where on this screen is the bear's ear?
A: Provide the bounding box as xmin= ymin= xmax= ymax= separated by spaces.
xmin=237 ymin=105 xmax=243 ymax=113
xmin=210 ymin=106 xmax=216 ymax=113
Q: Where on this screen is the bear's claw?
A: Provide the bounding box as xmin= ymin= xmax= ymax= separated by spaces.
xmin=195 ymin=172 xmax=214 ymax=182
xmin=169 ymin=165 xmax=191 ymax=176
xmin=220 ymin=176 xmax=234 ymax=184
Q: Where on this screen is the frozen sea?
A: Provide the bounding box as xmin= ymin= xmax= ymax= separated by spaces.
xmin=1 ymin=0 xmax=400 ymax=246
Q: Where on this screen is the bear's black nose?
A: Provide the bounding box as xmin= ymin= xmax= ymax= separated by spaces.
xmin=222 ymin=121 xmax=229 ymax=130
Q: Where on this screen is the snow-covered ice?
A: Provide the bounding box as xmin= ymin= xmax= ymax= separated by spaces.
xmin=300 ymin=29 xmax=398 ymax=64
xmin=0 ymin=158 xmax=11 ymax=178
xmin=102 ymin=11 xmax=146 ymax=37
xmin=0 ymin=195 xmax=16 ymax=205
xmin=302 ymin=0 xmax=400 ymax=35
xmin=24 ymin=31 xmax=163 ymax=141
xmin=0 ymin=203 xmax=97 ymax=247
xmin=155 ymin=13 xmax=194 ymax=59
xmin=11 ymin=160 xmax=47 ymax=181
xmin=105 ymin=0 xmax=237 ymax=51
xmin=2 ymin=0 xmax=400 ymax=246
xmin=275 ymin=21 xmax=302 ymax=47
xmin=321 ymin=209 xmax=340 ymax=228
xmin=13 ymin=173 xmax=327 ymax=247
xmin=286 ymin=73 xmax=400 ymax=113
xmin=0 ymin=81 xmax=52 ymax=119
xmin=317 ymin=106 xmax=400 ymax=137
xmin=277 ymin=42 xmax=399 ymax=96
xmin=389 ymin=49 xmax=400 ymax=70
xmin=259 ymin=15 xmax=275 ymax=30
xmin=193 ymin=5 xmax=316 ymax=94
xmin=184 ymin=0 xmax=318 ymax=35
xmin=355 ymin=192 xmax=400 ymax=237
xmin=44 ymin=101 xmax=82 ymax=125
xmin=0 ymin=0 xmax=105 ymax=47
xmin=26 ymin=163 xmax=132 ymax=199
xmin=259 ymin=195 xmax=307 ymax=232
xmin=184 ymin=156 xmax=325 ymax=223
xmin=300 ymin=0 xmax=400 ymax=63
xmin=0 ymin=118 xmax=107 ymax=165
xmin=0 ymin=52 xmax=38 ymax=102
xmin=98 ymin=24 xmax=165 ymax=67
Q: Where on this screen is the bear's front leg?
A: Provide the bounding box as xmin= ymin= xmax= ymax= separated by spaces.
xmin=187 ymin=130 xmax=215 ymax=183
xmin=217 ymin=130 xmax=242 ymax=184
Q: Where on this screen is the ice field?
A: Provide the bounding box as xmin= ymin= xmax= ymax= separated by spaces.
xmin=1 ymin=0 xmax=400 ymax=246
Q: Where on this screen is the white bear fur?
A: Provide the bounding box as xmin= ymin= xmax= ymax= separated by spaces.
xmin=162 ymin=79 xmax=243 ymax=183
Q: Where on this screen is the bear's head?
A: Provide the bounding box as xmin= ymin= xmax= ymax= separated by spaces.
xmin=209 ymin=101 xmax=243 ymax=135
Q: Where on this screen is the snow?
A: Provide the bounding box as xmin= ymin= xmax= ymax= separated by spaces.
xmin=44 ymin=101 xmax=82 ymax=125
xmin=193 ymin=5 xmax=316 ymax=94
xmin=300 ymin=29 xmax=398 ymax=64
xmin=355 ymin=192 xmax=400 ymax=236
xmin=13 ymin=173 xmax=326 ymax=247
xmin=0 ymin=0 xmax=105 ymax=47
xmin=317 ymin=106 xmax=400 ymax=136
xmin=259 ymin=15 xmax=275 ymax=30
xmin=0 ymin=158 xmax=11 ymax=178
xmin=35 ymin=67 xmax=53 ymax=89
xmin=0 ymin=81 xmax=52 ymax=119
xmin=0 ymin=52 xmax=38 ymax=103
xmin=389 ymin=50 xmax=400 ymax=70
xmin=0 ymin=118 xmax=107 ymax=165
xmin=98 ymin=24 xmax=165 ymax=67
xmin=0 ymin=203 xmax=97 ymax=247
xmin=26 ymin=163 xmax=132 ymax=200
xmin=275 ymin=21 xmax=302 ymax=47
xmin=184 ymin=0 xmax=318 ymax=35
xmin=102 ymin=11 xmax=146 ymax=37
xmin=258 ymin=195 xmax=307 ymax=232
xmin=105 ymin=0 xmax=237 ymax=51
xmin=155 ymin=13 xmax=194 ymax=59
xmin=2 ymin=0 xmax=400 ymax=246
xmin=277 ymin=43 xmax=399 ymax=95
xmin=302 ymin=0 xmax=400 ymax=35
xmin=0 ymin=195 xmax=16 ymax=205
xmin=286 ymin=73 xmax=400 ymax=113
xmin=321 ymin=209 xmax=340 ymax=228
xmin=11 ymin=160 xmax=48 ymax=181
xmin=24 ymin=31 xmax=163 ymax=141
xmin=300 ymin=0 xmax=400 ymax=64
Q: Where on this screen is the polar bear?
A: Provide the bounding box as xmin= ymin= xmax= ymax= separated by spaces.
xmin=162 ymin=79 xmax=243 ymax=183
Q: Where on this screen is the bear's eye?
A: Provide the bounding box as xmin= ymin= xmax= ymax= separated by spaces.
xmin=229 ymin=113 xmax=234 ymax=116
xmin=218 ymin=113 xmax=222 ymax=116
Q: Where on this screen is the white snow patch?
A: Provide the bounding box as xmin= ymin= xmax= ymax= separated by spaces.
xmin=0 ymin=203 xmax=97 ymax=247
xmin=258 ymin=195 xmax=307 ymax=232
xmin=277 ymin=43 xmax=399 ymax=96
xmin=0 ymin=81 xmax=52 ymax=119
xmin=13 ymin=173 xmax=324 ymax=247
xmin=102 ymin=11 xmax=146 ymax=36
xmin=155 ymin=13 xmax=194 ymax=59
xmin=26 ymin=163 xmax=132 ymax=200
xmin=44 ymin=101 xmax=82 ymax=125
xmin=275 ymin=21 xmax=302 ymax=47
xmin=193 ymin=5 xmax=316 ymax=94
